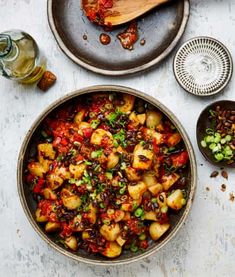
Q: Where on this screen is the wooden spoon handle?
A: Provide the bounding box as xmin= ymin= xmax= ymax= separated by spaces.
xmin=104 ymin=0 xmax=170 ymax=25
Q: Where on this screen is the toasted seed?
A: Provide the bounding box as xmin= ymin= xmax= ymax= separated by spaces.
xmin=221 ymin=170 xmax=228 ymax=180
xmin=224 ymin=122 xmax=231 ymax=127
xmin=229 ymin=116 xmax=235 ymax=121
xmin=210 ymin=171 xmax=219 ymax=178
xmin=229 ymin=193 xmax=235 ymax=202
xmin=221 ymin=184 xmax=226 ymax=192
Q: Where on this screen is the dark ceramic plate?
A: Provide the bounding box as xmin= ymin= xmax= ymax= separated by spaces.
xmin=17 ymin=85 xmax=197 ymax=265
xmin=47 ymin=0 xmax=190 ymax=76
xmin=197 ymin=100 xmax=235 ymax=168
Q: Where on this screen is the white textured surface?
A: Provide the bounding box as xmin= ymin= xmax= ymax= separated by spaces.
xmin=0 ymin=1 xmax=235 ymax=276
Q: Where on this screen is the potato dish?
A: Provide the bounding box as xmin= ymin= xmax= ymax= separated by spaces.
xmin=25 ymin=92 xmax=189 ymax=258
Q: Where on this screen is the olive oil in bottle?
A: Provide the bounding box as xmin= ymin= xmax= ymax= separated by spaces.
xmin=0 ymin=29 xmax=46 ymax=84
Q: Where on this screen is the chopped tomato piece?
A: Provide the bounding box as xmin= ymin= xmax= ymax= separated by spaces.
xmin=33 ymin=178 xmax=45 ymax=194
xmin=83 ymin=128 xmax=93 ymax=138
xmin=171 ymin=151 xmax=189 ymax=168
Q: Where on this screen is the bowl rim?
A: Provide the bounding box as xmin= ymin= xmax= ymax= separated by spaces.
xmin=196 ymin=99 xmax=235 ymax=168
xmin=173 ymin=36 xmax=234 ymax=97
xmin=17 ymin=85 xmax=197 ymax=265
xmin=47 ymin=0 xmax=190 ymax=76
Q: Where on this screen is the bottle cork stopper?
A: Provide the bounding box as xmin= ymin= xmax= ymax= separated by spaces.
xmin=37 ymin=71 xmax=57 ymax=92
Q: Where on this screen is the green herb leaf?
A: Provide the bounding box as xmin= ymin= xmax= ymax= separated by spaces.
xmin=90 ymin=119 xmax=100 ymax=129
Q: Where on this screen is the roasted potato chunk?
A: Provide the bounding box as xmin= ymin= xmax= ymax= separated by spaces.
xmin=43 ymin=188 xmax=57 ymax=200
xmin=78 ymin=122 xmax=91 ymax=130
xmin=128 ymin=181 xmax=147 ymax=200
xmin=142 ymin=128 xmax=164 ymax=145
xmin=65 ymin=236 xmax=78 ymax=251
xmin=70 ymin=215 xmax=83 ymax=232
xmin=38 ymin=143 xmax=55 ymax=161
xmin=107 ymin=152 xmax=119 ymax=169
xmin=143 ymin=211 xmax=157 ymax=221
xmin=129 ymin=112 xmax=146 ymax=127
xmin=146 ymin=111 xmax=162 ymax=129
xmin=61 ymin=188 xmax=82 ymax=210
xmin=157 ymin=192 xmax=167 ymax=207
xmin=85 ymin=204 xmax=97 ymax=225
xmin=47 ymin=173 xmax=64 ymax=190
xmin=117 ymin=95 xmax=135 ymax=113
xmin=100 ymin=223 xmax=121 ymax=242
xmin=121 ymin=198 xmax=142 ymax=212
xmin=124 ymin=167 xmax=141 ymax=181
xmin=40 ymin=158 xmax=51 ymax=173
xmin=143 ymin=171 xmax=157 ymax=187
xmin=167 ymin=133 xmax=182 ymax=147
xmin=161 ymin=173 xmax=180 ymax=191
xmin=116 ymin=235 xmax=126 ymax=247
xmin=143 ymin=172 xmax=163 ymax=195
xmin=148 ymin=183 xmax=163 ymax=196
xmin=35 ymin=208 xmax=47 ymax=222
xmin=69 ymin=163 xmax=86 ymax=179
xmin=28 ymin=162 xmax=46 ymax=178
xmin=102 ymin=242 xmax=122 ymax=258
xmin=133 ymin=144 xmax=154 ymax=170
xmin=90 ymin=129 xmax=113 ymax=146
xmin=82 ymin=231 xmax=91 ymax=240
xmin=149 ymin=222 xmax=170 ymax=241
xmin=113 ymin=210 xmax=125 ymax=222
xmin=74 ymin=109 xmax=86 ymax=125
xmin=166 ymin=189 xmax=186 ymax=210
xmin=55 ymin=166 xmax=71 ymax=180
xmin=137 ymin=114 xmax=146 ymax=125
xmin=45 ymin=222 xmax=60 ymax=233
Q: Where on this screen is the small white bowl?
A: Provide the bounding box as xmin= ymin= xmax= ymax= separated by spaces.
xmin=173 ymin=37 xmax=233 ymax=96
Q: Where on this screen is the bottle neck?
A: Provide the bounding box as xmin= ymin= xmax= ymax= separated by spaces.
xmin=0 ymin=34 xmax=12 ymax=58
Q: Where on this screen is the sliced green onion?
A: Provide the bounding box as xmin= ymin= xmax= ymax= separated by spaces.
xmin=214 ymin=153 xmax=224 ymax=161
xmin=120 ymin=162 xmax=127 ymax=170
xmin=103 ymin=219 xmax=110 ymax=225
xmin=221 ymin=138 xmax=227 ymax=145
xmin=134 ymin=208 xmax=144 ymax=218
xmin=107 ymin=209 xmax=115 ymax=215
xmin=139 ymin=233 xmax=146 ymax=241
xmin=41 ymin=130 xmax=48 ymax=138
xmin=209 ymin=143 xmax=216 ymax=150
xmin=225 ymin=135 xmax=232 ymax=142
xmin=91 ymin=149 xmax=103 ymax=158
xmin=130 ymin=244 xmax=139 ymax=253
xmin=99 ymin=203 xmax=105 ymax=208
xmin=119 ymin=186 xmax=126 ymax=195
xmin=206 ymin=128 xmax=215 ymax=135
xmin=205 ymin=135 xmax=214 ymax=143
xmin=89 ymin=112 xmax=96 ymax=118
xmin=201 ymin=140 xmax=207 ymax=148
xmin=161 ymin=206 xmax=168 ymax=213
xmin=90 ymin=119 xmax=100 ymax=129
xmin=105 ymin=172 xmax=113 ymax=180
xmin=113 ymin=140 xmax=119 ymax=148
xmin=212 ymin=145 xmax=221 ymax=153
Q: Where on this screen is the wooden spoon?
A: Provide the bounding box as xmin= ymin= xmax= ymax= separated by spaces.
xmin=82 ymin=0 xmax=171 ymax=26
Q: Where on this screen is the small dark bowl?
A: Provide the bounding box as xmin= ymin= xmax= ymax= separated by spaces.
xmin=17 ymin=85 xmax=197 ymax=265
xmin=197 ymin=100 xmax=235 ymax=168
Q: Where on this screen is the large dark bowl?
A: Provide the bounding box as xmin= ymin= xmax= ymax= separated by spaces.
xmin=17 ymin=85 xmax=197 ymax=265
xmin=197 ymin=100 xmax=235 ymax=168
